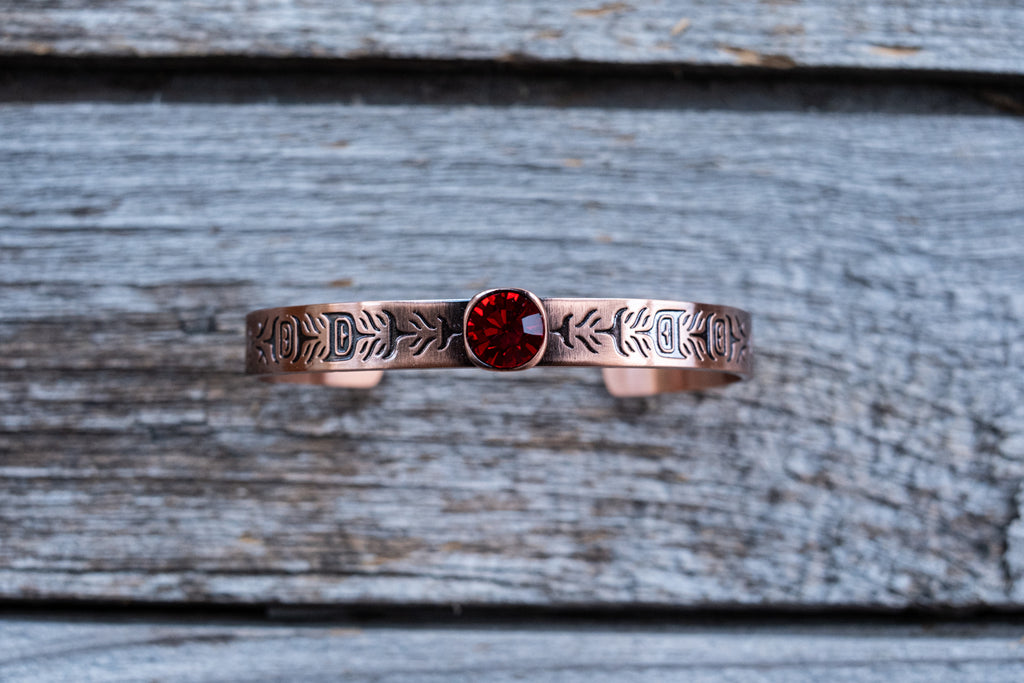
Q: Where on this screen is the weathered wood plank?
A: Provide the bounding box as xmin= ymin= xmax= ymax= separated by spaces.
xmin=3 ymin=618 xmax=1024 ymax=682
xmin=0 ymin=103 xmax=1022 ymax=608
xmin=2 ymin=1 xmax=1024 ymax=74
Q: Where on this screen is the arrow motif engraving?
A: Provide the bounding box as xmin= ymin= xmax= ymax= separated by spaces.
xmin=552 ymin=306 xmax=654 ymax=358
xmin=552 ymin=308 xmax=606 ymax=353
xmin=601 ymin=306 xmax=654 ymax=358
xmin=407 ymin=311 xmax=462 ymax=357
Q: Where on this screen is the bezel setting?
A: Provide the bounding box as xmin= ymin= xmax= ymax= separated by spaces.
xmin=462 ymin=288 xmax=548 ymax=371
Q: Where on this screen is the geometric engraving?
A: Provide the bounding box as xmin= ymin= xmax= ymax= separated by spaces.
xmin=655 ymin=312 xmax=675 ymax=355
xmin=249 ymin=300 xmax=750 ymax=375
xmin=250 ymin=307 xmax=465 ymax=368
xmin=249 ymin=312 xmax=331 ymax=365
xmin=654 ymin=308 xmax=749 ymax=363
xmin=277 ymin=315 xmax=298 ymax=361
xmin=275 ymin=313 xmax=328 ymax=363
xmin=323 ymin=312 xmax=356 ymax=362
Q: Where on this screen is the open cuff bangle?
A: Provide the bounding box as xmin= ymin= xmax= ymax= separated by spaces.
xmin=246 ymin=288 xmax=752 ymax=397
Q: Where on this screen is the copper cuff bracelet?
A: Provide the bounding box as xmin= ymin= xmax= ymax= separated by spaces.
xmin=246 ymin=288 xmax=752 ymax=397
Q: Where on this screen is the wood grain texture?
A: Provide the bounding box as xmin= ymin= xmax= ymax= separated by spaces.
xmin=1 ymin=102 xmax=1022 ymax=608
xmin=2 ymin=1 xmax=1024 ymax=74
xmin=4 ymin=619 xmax=1024 ymax=682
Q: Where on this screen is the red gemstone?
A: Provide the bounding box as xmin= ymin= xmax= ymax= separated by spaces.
xmin=465 ymin=290 xmax=546 ymax=369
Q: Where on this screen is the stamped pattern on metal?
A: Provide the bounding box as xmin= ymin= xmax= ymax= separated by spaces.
xmin=246 ymin=295 xmax=752 ymax=380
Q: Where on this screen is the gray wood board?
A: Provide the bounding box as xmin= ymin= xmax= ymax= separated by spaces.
xmin=1 ymin=102 xmax=1023 ymax=608
xmin=3 ymin=618 xmax=1024 ymax=682
xmin=3 ymin=1 xmax=1024 ymax=74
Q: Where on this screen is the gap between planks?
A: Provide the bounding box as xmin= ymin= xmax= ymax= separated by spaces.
xmin=0 ymin=57 xmax=1021 ymax=116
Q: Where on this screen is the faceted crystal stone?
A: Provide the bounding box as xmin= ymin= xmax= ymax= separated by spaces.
xmin=465 ymin=290 xmax=545 ymax=369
